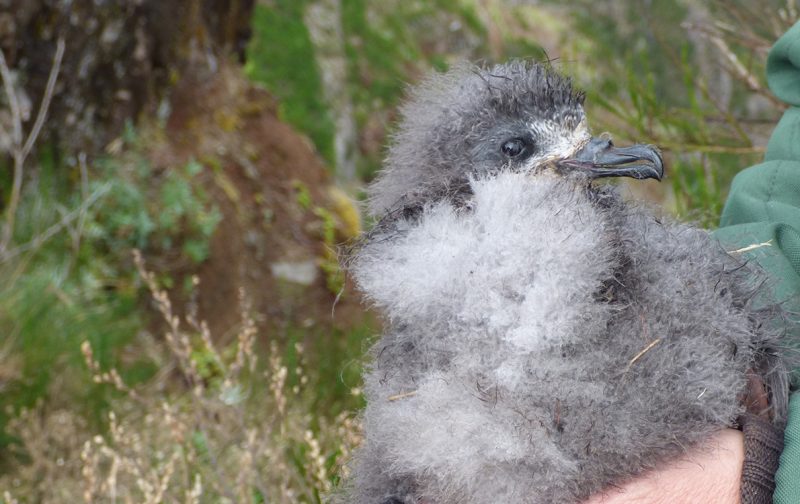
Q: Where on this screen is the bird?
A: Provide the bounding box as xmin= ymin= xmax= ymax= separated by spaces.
xmin=339 ymin=61 xmax=791 ymax=504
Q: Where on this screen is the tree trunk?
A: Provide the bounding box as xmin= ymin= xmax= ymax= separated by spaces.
xmin=0 ymin=0 xmax=254 ymax=157
xmin=305 ymin=0 xmax=359 ymax=184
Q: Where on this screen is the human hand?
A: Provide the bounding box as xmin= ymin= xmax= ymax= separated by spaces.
xmin=583 ymin=429 xmax=744 ymax=504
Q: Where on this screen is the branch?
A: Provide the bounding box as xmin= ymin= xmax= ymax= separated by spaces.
xmin=706 ymin=34 xmax=783 ymax=109
xmin=0 ymin=37 xmax=65 ymax=255
xmin=0 ymin=183 xmax=109 ymax=263
xmin=22 ymin=38 xmax=65 ymax=161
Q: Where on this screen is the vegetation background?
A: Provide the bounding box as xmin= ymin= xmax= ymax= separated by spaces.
xmin=0 ymin=0 xmax=794 ymax=502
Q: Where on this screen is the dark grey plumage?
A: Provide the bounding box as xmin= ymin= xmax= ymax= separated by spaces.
xmin=339 ymin=61 xmax=791 ymax=504
xmin=367 ymin=61 xmax=587 ymax=217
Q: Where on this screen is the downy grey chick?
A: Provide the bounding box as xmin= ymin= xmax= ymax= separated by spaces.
xmin=342 ymin=61 xmax=791 ymax=504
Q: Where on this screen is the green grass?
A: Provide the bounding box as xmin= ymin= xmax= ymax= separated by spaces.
xmin=0 ymin=131 xmax=224 ymax=450
xmin=299 ymin=323 xmax=372 ymax=418
xmin=245 ymin=2 xmax=336 ymax=166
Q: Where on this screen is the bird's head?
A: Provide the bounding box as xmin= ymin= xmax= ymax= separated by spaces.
xmin=367 ymin=61 xmax=663 ymax=216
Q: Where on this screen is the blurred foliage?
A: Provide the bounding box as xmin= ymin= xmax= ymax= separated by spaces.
xmin=0 ymin=0 xmax=254 ymax=155
xmin=93 ymin=155 xmax=221 ymax=266
xmin=0 ymin=128 xmax=221 ymax=448
xmin=0 ymin=260 xmax=363 ymax=502
xmin=246 ymin=1 xmax=337 ymax=165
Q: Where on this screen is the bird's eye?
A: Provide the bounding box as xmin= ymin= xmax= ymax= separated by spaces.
xmin=501 ymin=138 xmax=527 ymax=158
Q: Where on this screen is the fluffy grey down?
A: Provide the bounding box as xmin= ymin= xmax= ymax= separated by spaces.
xmin=338 ymin=62 xmax=791 ymax=504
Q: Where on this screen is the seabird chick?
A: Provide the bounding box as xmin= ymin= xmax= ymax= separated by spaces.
xmin=341 ymin=61 xmax=790 ymax=504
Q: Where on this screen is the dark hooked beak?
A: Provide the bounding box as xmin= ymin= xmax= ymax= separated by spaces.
xmin=559 ymin=137 xmax=664 ymax=181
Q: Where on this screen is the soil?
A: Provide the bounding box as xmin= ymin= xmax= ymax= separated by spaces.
xmin=146 ymin=61 xmax=368 ymax=342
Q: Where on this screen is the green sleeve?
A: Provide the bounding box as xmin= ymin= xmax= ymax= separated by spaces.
xmin=712 ymin=21 xmax=800 ymax=504
xmin=775 ymin=395 xmax=800 ymax=504
xmin=715 ymin=17 xmax=800 ymax=313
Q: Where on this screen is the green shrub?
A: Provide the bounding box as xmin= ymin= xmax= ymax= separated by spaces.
xmin=0 ymin=132 xmax=221 ymax=447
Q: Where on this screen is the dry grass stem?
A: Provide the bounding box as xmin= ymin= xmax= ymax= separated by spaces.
xmin=729 ymin=240 xmax=773 ymax=255
xmin=625 ymin=338 xmax=663 ymax=373
xmin=0 ymin=251 xmax=362 ymax=502
xmin=0 ymin=182 xmax=109 ymax=263
xmin=387 ymin=390 xmax=418 ymax=402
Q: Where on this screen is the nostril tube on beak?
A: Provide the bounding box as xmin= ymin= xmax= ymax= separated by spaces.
xmin=577 ymin=137 xmax=614 ymax=163
xmin=561 ymin=136 xmax=664 ymax=181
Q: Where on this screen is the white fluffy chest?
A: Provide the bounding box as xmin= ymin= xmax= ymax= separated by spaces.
xmin=353 ymin=173 xmax=619 ymax=356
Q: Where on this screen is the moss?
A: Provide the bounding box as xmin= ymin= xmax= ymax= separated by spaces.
xmin=245 ymin=3 xmax=336 ymax=166
xmin=328 ymin=186 xmax=362 ymax=240
xmin=314 ymin=206 xmax=345 ymax=295
xmin=292 ymin=180 xmax=313 ymax=211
